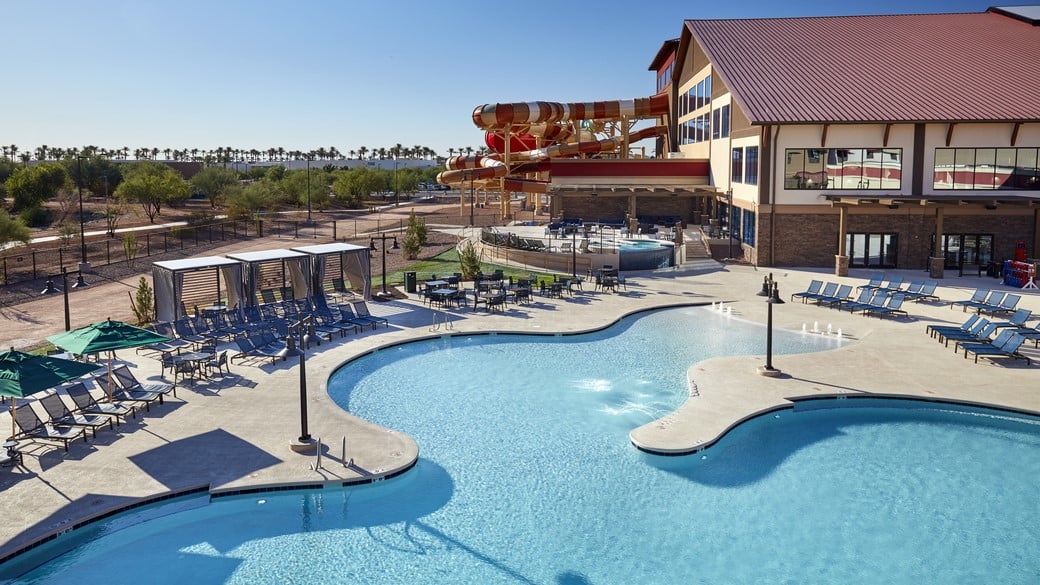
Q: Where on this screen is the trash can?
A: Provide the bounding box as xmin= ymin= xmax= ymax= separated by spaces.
xmin=404 ymin=271 xmax=417 ymax=294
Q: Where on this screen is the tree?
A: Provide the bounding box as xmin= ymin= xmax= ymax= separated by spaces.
xmin=129 ymin=276 xmax=154 ymax=325
xmin=223 ymin=179 xmax=281 ymax=220
xmin=114 ymin=160 xmax=191 ymax=222
xmin=401 ymin=210 xmax=427 ymax=260
xmin=459 ymin=240 xmax=481 ymax=280
xmin=331 ymin=166 xmax=382 ymax=208
xmin=190 ymin=166 xmax=239 ymax=207
xmin=0 ymin=212 xmax=32 ymax=249
xmin=4 ymin=163 xmax=69 ymax=213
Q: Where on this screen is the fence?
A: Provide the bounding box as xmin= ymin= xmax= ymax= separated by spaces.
xmin=1 ymin=205 xmax=507 ymax=287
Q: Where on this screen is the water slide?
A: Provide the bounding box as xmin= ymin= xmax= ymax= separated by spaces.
xmin=437 ymin=92 xmax=669 ymax=194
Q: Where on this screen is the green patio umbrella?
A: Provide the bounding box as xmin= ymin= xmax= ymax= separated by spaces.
xmin=47 ymin=318 xmax=170 ymax=400
xmin=0 ymin=348 xmax=102 ymax=438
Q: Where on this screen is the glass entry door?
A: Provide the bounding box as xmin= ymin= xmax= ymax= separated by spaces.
xmin=846 ymin=233 xmax=898 ymax=268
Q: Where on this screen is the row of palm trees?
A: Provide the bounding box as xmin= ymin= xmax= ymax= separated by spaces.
xmin=1 ymin=143 xmax=491 ymax=164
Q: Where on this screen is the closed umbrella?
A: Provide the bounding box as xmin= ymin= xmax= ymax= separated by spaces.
xmin=47 ymin=318 xmax=170 ymax=400
xmin=0 ymin=348 xmax=102 ymax=438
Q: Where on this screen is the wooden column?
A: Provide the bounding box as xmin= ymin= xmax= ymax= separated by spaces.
xmin=835 ymin=204 xmax=849 ymax=276
xmin=929 ymin=207 xmax=945 ymax=278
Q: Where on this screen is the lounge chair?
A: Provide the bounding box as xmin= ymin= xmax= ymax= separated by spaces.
xmin=863 ymin=293 xmax=908 ymax=319
xmin=939 ymin=320 xmax=996 ymax=349
xmin=64 ymin=382 xmax=135 ymax=422
xmin=961 ymin=332 xmax=1031 ymax=365
xmin=791 ymin=280 xmax=823 ymax=303
xmin=12 ymin=403 xmax=86 ymax=451
xmin=990 ymin=308 xmax=1032 ymax=331
xmin=112 ymin=365 xmax=175 ymax=404
xmin=926 ymin=314 xmax=980 ymax=339
xmin=816 ymin=284 xmax=852 ymax=307
xmin=979 ymin=293 xmax=1020 ymax=316
xmin=950 ymin=288 xmax=988 ymax=311
xmin=903 ymin=281 xmax=939 ymax=303
xmin=878 ymin=276 xmax=904 ymax=292
xmin=961 ymin=290 xmax=1005 ymax=314
xmin=857 ymin=272 xmax=884 ymax=291
xmin=845 ymin=291 xmax=889 ymax=314
xmin=838 ymin=288 xmax=873 ymax=312
xmin=350 ymin=301 xmax=389 ymax=328
xmin=38 ymin=392 xmax=113 ymax=438
xmin=231 ymin=333 xmax=285 ymax=365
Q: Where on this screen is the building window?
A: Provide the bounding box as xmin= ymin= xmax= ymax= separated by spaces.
xmin=731 ymin=148 xmax=743 ymax=183
xmin=933 ymin=147 xmax=1040 ymax=190
xmin=785 ymin=148 xmax=902 ymax=190
xmin=720 ymin=105 xmax=730 ymax=138
xmin=741 ymin=209 xmax=756 ymax=246
xmin=712 ymin=108 xmax=720 ymax=139
xmin=745 ymin=146 xmax=759 ymax=185
xmin=845 ymin=233 xmax=898 ymax=268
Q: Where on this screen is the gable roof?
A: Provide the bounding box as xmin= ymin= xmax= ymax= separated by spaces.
xmin=685 ymin=10 xmax=1040 ymax=124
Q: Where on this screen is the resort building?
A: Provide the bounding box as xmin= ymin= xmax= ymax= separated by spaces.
xmin=657 ymin=6 xmax=1040 ymax=275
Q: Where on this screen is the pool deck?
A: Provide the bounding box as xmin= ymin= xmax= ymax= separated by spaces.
xmin=2 ymin=261 xmax=1039 ymax=561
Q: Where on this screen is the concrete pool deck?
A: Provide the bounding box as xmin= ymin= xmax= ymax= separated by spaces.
xmin=1 ymin=261 xmax=1039 ymax=561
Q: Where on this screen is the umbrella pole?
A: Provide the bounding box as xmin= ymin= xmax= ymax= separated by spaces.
xmin=106 ymin=353 xmax=114 ymax=402
xmin=10 ymin=397 xmax=14 ymax=440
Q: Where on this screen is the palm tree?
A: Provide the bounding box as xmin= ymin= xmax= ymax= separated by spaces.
xmin=35 ymin=145 xmax=48 ymax=161
xmin=7 ymin=144 xmax=16 ymax=161
xmin=358 ymin=146 xmax=368 ymax=160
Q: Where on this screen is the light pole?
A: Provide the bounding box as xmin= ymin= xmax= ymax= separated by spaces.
xmin=757 ymin=273 xmax=785 ymax=377
xmin=393 ymin=159 xmax=399 ymax=207
xmin=725 ymin=188 xmax=734 ymax=260
xmin=278 ymin=330 xmax=314 ymax=452
xmin=370 ymin=233 xmax=399 ymax=297
xmin=469 ymin=175 xmax=475 ymax=227
xmin=572 ymin=225 xmax=578 ymax=278
xmin=76 ymin=156 xmax=89 ymax=271
xmin=305 ymin=157 xmax=312 ymax=223
xmin=40 ymin=267 xmax=89 ymax=331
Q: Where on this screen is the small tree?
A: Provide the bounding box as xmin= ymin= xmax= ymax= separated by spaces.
xmin=401 ymin=210 xmax=426 ymax=259
xmin=123 ymin=231 xmax=138 ymax=267
xmin=459 ymin=239 xmax=480 ymax=280
xmin=128 ymin=276 xmax=154 ymax=325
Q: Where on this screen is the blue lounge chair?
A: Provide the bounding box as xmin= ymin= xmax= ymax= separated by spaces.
xmin=791 ymin=280 xmax=823 ymax=303
xmin=950 ymin=289 xmax=988 ymax=311
xmin=926 ymin=314 xmax=980 ymax=339
xmin=879 ymin=275 xmax=904 ymax=292
xmin=962 ymin=332 xmax=1030 ymax=365
xmin=863 ymin=293 xmax=908 ymax=319
xmin=12 ymin=404 xmax=86 ymax=452
xmin=857 ymin=272 xmax=883 ymax=291
xmin=939 ymin=320 xmax=996 ymax=349
xmin=350 ymin=301 xmax=389 ymax=328
xmin=962 ymin=290 xmax=1005 ymax=314
xmin=800 ymin=282 xmax=837 ymax=304
xmin=839 ymin=289 xmax=873 ymax=312
xmin=903 ymin=281 xmax=939 ymax=303
xmin=979 ymin=293 xmax=1020 ymax=316
xmin=847 ymin=291 xmax=890 ymax=314
xmin=817 ymin=284 xmax=853 ymax=307
xmin=990 ymin=308 xmax=1031 ymax=331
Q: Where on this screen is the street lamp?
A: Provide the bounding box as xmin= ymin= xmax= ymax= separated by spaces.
xmin=469 ymin=174 xmax=475 ymax=227
xmin=370 ymin=233 xmax=399 ymax=297
xmin=305 ymin=157 xmax=312 ymax=223
xmin=278 ymin=330 xmax=315 ymax=452
xmin=393 ymin=159 xmax=399 ymax=208
xmin=76 ymin=156 xmax=89 ymax=271
xmin=757 ymin=273 xmax=785 ymax=377
xmin=725 ymin=188 xmax=734 ymax=260
xmin=571 ymin=224 xmax=578 ymax=278
xmin=40 ymin=267 xmax=89 ymax=331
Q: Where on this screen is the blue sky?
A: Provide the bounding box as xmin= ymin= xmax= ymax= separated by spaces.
xmin=2 ymin=0 xmax=989 ymax=159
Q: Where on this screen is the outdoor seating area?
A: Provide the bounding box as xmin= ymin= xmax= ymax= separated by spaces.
xmin=950 ymin=289 xmax=1022 ymax=316
xmin=926 ymin=315 xmax=1033 ymax=365
xmin=788 ymin=275 xmax=924 ymax=320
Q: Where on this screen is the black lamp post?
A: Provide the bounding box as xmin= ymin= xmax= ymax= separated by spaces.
xmin=757 ymin=273 xmax=784 ymax=377
xmin=571 ymin=224 xmax=578 ymax=278
xmin=393 ymin=159 xmax=399 ymax=208
xmin=370 ymin=233 xmax=399 ymax=297
xmin=40 ymin=267 xmax=88 ymax=331
xmin=278 ymin=330 xmax=314 ymax=451
xmin=76 ymin=156 xmax=89 ymax=270
xmin=469 ymin=174 xmax=475 ymax=227
xmin=305 ymin=157 xmax=312 ymax=223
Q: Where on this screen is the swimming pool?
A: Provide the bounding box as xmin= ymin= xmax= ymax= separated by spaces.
xmin=7 ymin=308 xmax=1039 ymax=583
xmin=618 ymin=238 xmax=673 ymax=270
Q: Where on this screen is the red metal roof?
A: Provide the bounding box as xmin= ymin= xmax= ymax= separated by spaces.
xmin=685 ymin=11 xmax=1040 ymax=124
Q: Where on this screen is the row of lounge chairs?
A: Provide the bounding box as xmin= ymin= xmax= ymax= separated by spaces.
xmin=790 ymin=281 xmax=913 ymax=319
xmin=950 ymin=289 xmax=1021 ymax=316
xmin=925 ymin=313 xmax=1034 ymax=365
xmin=11 ymin=366 xmax=172 ymax=453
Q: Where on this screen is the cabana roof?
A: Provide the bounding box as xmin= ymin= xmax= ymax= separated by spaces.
xmin=290 ymin=243 xmax=369 ymax=255
xmin=225 ymin=249 xmax=309 ymax=263
xmin=153 ymin=256 xmax=243 ymax=272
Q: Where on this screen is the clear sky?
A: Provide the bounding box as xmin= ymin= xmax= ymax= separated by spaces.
xmin=2 ymin=0 xmax=990 ymax=160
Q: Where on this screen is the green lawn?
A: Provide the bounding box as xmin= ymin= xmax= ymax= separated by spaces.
xmin=378 ymin=249 xmax=559 ymax=286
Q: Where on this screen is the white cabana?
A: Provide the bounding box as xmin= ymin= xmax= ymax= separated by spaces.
xmin=152 ymin=256 xmax=245 ymax=323
xmin=291 ymin=242 xmax=372 ymax=301
xmin=225 ymin=249 xmax=313 ymax=306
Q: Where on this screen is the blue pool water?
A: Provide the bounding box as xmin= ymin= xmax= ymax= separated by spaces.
xmin=8 ymin=308 xmax=1040 ymax=584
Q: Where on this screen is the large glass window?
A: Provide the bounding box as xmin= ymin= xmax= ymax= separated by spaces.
xmin=731 ymin=148 xmax=743 ymax=183
xmin=720 ymin=105 xmax=730 ymax=138
xmin=712 ymin=108 xmax=721 ymax=139
xmin=933 ymin=147 xmax=1040 ymax=190
xmin=745 ymin=146 xmax=759 ymax=185
xmin=786 ymin=148 xmax=902 ymax=190
xmin=741 ymin=209 xmax=756 ymax=246
xmin=845 ymin=233 xmax=898 ymax=268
